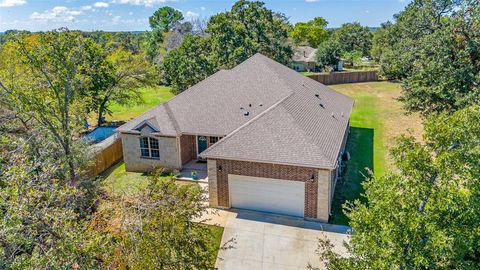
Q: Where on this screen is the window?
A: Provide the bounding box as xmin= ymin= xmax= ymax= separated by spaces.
xmin=140 ymin=137 xmax=160 ymax=159
xmin=209 ymin=136 xmax=221 ymax=145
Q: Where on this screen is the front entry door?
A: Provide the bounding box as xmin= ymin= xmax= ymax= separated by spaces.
xmin=197 ymin=136 xmax=208 ymax=156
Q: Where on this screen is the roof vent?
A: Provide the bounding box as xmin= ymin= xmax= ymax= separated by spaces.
xmin=319 ymin=103 xmax=325 ymax=108
xmin=259 ymin=103 xmax=263 ymax=107
xmin=244 ymin=111 xmax=250 ymax=116
xmin=240 ymin=107 xmax=244 ymax=110
xmin=331 ymin=112 xmax=335 ymax=118
xmin=341 ymin=112 xmax=344 ymax=117
xmin=315 ymin=94 xmax=321 ymax=100
xmin=249 ymin=103 xmax=252 ymax=107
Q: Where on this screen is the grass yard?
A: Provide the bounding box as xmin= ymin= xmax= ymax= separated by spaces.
xmin=107 ymin=86 xmax=174 ymax=122
xmin=102 ymin=162 xmax=152 ymax=195
xmin=329 ymin=81 xmax=423 ymax=225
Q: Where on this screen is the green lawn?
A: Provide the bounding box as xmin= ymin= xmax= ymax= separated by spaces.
xmin=328 ymin=81 xmax=423 ymax=225
xmin=107 ymin=86 xmax=174 ymax=122
xmin=102 ymin=162 xmax=152 ymax=196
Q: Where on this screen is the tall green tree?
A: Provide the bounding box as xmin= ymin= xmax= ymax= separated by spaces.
xmin=162 ymin=34 xmax=215 ymax=94
xmin=331 ymin=22 xmax=372 ymax=57
xmin=206 ymin=0 xmax=293 ymax=69
xmin=315 ymin=39 xmax=342 ymax=71
xmin=317 ymin=105 xmax=480 ymax=269
xmin=373 ymin=0 xmax=458 ymax=80
xmin=146 ymin=6 xmax=184 ymax=62
xmin=400 ymin=1 xmax=480 ymax=115
xmin=0 ymin=29 xmax=92 ymax=182
xmin=84 ymin=47 xmax=154 ymax=125
xmin=0 ymin=133 xmax=100 ymax=269
xmin=373 ymin=0 xmax=479 ymax=115
xmin=290 ymin=17 xmax=329 ymax=48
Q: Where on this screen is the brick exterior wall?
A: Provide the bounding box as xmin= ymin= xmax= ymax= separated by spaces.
xmin=211 ymin=159 xmax=328 ymax=219
xmin=179 ymin=135 xmax=196 ymax=165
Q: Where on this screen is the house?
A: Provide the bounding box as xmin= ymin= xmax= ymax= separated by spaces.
xmin=291 ymin=46 xmax=318 ymax=72
xmin=117 ymin=53 xmax=354 ymax=222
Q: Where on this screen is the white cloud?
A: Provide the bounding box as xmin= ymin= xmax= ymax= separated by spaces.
xmin=0 ymin=0 xmax=26 ymax=7
xmin=305 ymin=0 xmax=319 ymax=2
xmin=30 ymin=6 xmax=83 ymax=22
xmin=93 ymin=2 xmax=109 ymax=8
xmin=200 ymin=6 xmax=205 ymax=11
xmin=185 ymin=10 xmax=199 ymax=19
xmin=111 ymin=0 xmax=175 ymax=7
xmin=111 ymin=15 xmax=121 ymax=24
xmin=81 ymin=5 xmax=92 ymax=11
xmin=128 ymin=11 xmax=133 ymax=15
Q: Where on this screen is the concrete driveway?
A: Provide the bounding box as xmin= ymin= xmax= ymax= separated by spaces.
xmin=204 ymin=209 xmax=350 ymax=270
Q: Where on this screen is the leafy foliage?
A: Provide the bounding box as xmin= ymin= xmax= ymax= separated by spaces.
xmin=290 ymin=17 xmax=329 ymax=48
xmin=315 ymin=39 xmax=342 ymax=71
xmin=94 ymin=174 xmax=219 ymax=269
xmin=0 ymin=30 xmax=94 ymax=181
xmin=161 ymin=0 xmax=293 ymax=93
xmin=0 ymin=135 xmax=100 ymax=269
xmin=330 ymin=22 xmax=372 ymax=57
xmin=146 ymin=6 xmax=184 ymax=62
xmin=162 ymin=34 xmax=215 ymax=94
xmin=317 ymin=105 xmax=480 ymax=269
xmin=341 ymin=50 xmax=362 ymax=67
xmin=206 ymin=0 xmax=293 ymax=69
xmin=373 ymin=0 xmax=479 ymax=115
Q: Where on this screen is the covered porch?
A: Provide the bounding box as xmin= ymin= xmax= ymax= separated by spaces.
xmin=175 ymin=159 xmax=208 ymax=183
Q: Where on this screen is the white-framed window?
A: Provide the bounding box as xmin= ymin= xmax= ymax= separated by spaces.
xmin=140 ymin=137 xmax=160 ymax=159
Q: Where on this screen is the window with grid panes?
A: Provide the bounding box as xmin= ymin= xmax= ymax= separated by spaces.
xmin=139 ymin=137 xmax=160 ymax=159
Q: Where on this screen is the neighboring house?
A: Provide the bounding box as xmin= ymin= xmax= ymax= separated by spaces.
xmin=291 ymin=46 xmax=318 ymax=72
xmin=117 ymin=53 xmax=354 ymax=222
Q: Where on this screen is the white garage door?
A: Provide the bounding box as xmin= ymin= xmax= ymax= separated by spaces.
xmin=229 ymin=174 xmax=305 ymax=217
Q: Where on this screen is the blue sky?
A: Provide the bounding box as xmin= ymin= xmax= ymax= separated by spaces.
xmin=0 ymin=0 xmax=410 ymax=32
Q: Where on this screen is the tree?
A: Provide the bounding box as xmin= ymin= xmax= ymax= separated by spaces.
xmin=370 ymin=23 xmax=391 ymax=62
xmin=331 ymin=22 xmax=372 ymax=57
xmin=0 ymin=134 xmax=100 ymax=269
xmin=206 ymin=0 xmax=293 ymax=69
xmin=84 ymin=47 xmax=154 ymax=125
xmin=316 ymin=105 xmax=480 ymax=269
xmin=95 ymin=174 xmax=219 ymax=269
xmin=146 ymin=6 xmax=184 ymax=62
xmin=0 ymin=29 xmax=93 ymax=182
xmin=373 ymin=0 xmax=461 ymax=80
xmin=373 ymin=0 xmax=480 ymax=115
xmin=290 ymin=17 xmax=329 ymax=48
xmin=400 ymin=1 xmax=480 ymax=115
xmin=342 ymin=50 xmax=362 ymax=67
xmin=315 ymin=39 xmax=342 ymax=71
xmin=162 ymin=34 xmax=215 ymax=94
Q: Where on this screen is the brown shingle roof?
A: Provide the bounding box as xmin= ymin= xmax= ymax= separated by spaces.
xmin=118 ymin=53 xmax=354 ymax=168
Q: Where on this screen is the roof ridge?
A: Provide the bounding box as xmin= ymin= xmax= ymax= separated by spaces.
xmin=279 ymin=94 xmax=334 ymax=167
xmin=163 ymin=102 xmax=180 ymax=134
xmin=200 ymin=91 xmax=295 ymax=157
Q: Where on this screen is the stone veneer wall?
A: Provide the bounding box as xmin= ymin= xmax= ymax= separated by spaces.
xmin=180 ymin=135 xmax=196 ymax=164
xmin=208 ymin=159 xmax=333 ymax=221
xmin=121 ymin=133 xmax=180 ymax=172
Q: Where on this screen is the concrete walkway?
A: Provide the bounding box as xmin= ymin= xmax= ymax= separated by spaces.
xmin=201 ymin=209 xmax=351 ymax=270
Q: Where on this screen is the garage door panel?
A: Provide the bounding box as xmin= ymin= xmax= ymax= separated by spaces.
xmin=229 ymin=174 xmax=305 ymax=217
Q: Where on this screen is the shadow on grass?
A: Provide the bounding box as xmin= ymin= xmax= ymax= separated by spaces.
xmin=330 ymin=126 xmax=373 ymax=226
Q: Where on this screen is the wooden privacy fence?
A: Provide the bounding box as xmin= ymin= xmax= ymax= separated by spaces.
xmin=307 ymin=71 xmax=378 ymax=85
xmin=89 ymin=137 xmax=123 ymax=176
